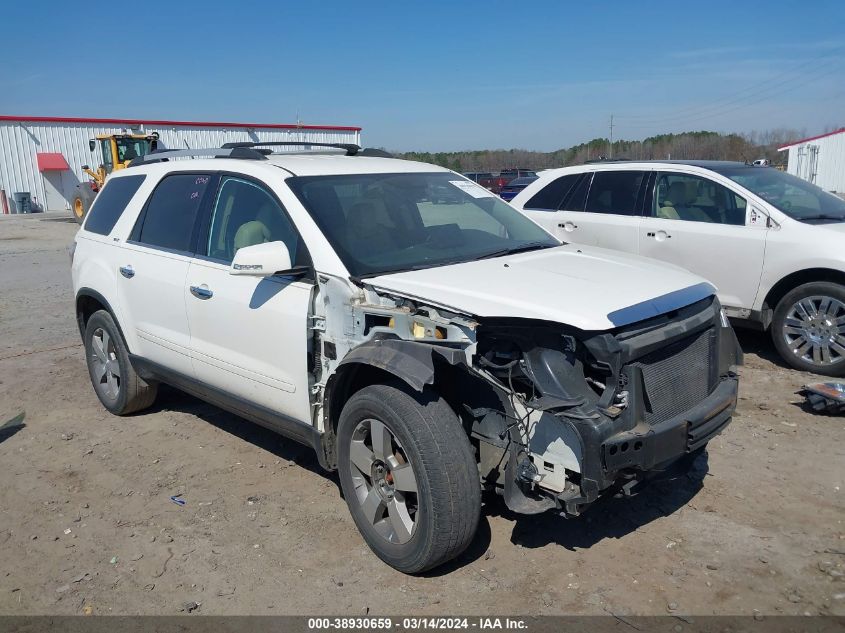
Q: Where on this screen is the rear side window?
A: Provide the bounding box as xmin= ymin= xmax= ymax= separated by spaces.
xmin=84 ymin=175 xmax=146 ymax=236
xmin=524 ymin=174 xmax=580 ymax=210
xmin=584 ymin=171 xmax=646 ymax=216
xmin=135 ymin=174 xmax=212 ymax=252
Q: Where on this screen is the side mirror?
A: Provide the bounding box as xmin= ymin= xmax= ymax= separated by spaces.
xmin=81 ymin=164 xmax=90 ymax=171
xmin=88 ymin=140 xmax=96 ymax=152
xmin=230 ymin=241 xmax=292 ymax=276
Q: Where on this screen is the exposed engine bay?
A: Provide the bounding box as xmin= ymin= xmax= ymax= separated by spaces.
xmin=307 ymin=274 xmax=742 ymax=517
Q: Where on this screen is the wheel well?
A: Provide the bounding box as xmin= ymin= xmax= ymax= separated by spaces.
xmin=76 ymin=294 xmax=107 ymax=338
xmin=764 ymin=268 xmax=845 ymax=316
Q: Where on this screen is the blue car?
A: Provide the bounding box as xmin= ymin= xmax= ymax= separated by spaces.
xmin=499 ymin=176 xmax=538 ymax=202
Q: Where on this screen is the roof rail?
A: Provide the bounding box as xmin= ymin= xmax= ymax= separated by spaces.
xmin=221 ymin=141 xmax=362 ymax=155
xmin=219 ymin=141 xmax=394 ymax=158
xmin=128 ymin=147 xmax=267 ymax=166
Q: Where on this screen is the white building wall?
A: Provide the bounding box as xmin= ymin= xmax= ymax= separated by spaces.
xmin=0 ymin=119 xmax=361 ymax=212
xmin=783 ymin=130 xmax=845 ymax=194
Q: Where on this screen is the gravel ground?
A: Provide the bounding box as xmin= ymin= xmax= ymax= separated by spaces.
xmin=0 ymin=212 xmax=843 ymax=616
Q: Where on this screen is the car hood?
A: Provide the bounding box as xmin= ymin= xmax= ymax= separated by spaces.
xmin=366 ymin=245 xmax=715 ymax=331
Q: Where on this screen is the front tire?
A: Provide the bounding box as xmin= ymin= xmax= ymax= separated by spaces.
xmin=84 ymin=310 xmax=158 ymax=414
xmin=336 ymin=382 xmax=481 ymax=573
xmin=71 ymin=185 xmax=94 ymax=224
xmin=771 ymin=281 xmax=845 ymax=376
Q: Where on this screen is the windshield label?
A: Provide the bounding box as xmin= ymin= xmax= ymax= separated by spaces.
xmin=450 ymin=180 xmax=495 ymax=199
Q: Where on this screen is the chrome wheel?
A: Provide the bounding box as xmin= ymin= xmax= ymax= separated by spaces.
xmin=89 ymin=327 xmax=121 ymax=400
xmin=782 ymin=295 xmax=845 ymax=367
xmin=348 ymin=418 xmax=418 ymax=544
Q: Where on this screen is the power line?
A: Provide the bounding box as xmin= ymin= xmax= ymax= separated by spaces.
xmin=616 ymin=44 xmax=845 ymax=124
xmin=613 ymin=61 xmax=844 ymax=132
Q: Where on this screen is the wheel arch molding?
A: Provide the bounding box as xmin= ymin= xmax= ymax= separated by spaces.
xmin=762 ymin=267 xmax=845 ymax=328
xmin=322 ymin=340 xmax=471 ymax=463
xmin=75 ymin=288 xmax=126 ymax=343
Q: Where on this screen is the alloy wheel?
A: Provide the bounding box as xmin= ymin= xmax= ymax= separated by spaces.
xmin=348 ymin=418 xmax=419 ymax=544
xmin=90 ymin=327 xmax=121 ymax=400
xmin=782 ymin=295 xmax=845 ymax=368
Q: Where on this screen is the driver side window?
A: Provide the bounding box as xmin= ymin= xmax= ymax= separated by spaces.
xmin=652 ymin=173 xmax=746 ymax=226
xmin=206 ymin=177 xmax=299 ymax=263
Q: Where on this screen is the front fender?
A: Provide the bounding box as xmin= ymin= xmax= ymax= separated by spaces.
xmin=336 ymin=338 xmax=467 ymax=392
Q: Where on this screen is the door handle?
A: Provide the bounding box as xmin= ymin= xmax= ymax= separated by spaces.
xmin=646 ymin=230 xmax=671 ymax=241
xmin=119 ymin=265 xmax=135 ymax=279
xmin=558 ymin=221 xmax=578 ymax=231
xmin=190 ymin=285 xmax=213 ymax=300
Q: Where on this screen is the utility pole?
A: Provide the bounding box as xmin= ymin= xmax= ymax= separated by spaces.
xmin=609 ymin=114 xmax=615 ymax=159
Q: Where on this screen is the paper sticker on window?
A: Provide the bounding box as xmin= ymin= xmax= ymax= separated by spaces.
xmin=749 ymin=208 xmax=762 ymax=225
xmin=450 ymin=180 xmax=495 ymax=199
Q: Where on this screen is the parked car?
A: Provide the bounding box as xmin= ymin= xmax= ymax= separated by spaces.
xmin=72 ymin=145 xmax=740 ymax=573
xmin=500 ymin=175 xmax=539 ymax=202
xmin=464 ymin=169 xmax=537 ymax=194
xmin=511 ymin=160 xmax=845 ymax=375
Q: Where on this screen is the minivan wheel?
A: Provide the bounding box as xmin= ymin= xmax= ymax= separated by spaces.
xmin=84 ymin=310 xmax=158 ymax=414
xmin=336 ymin=382 xmax=481 ymax=574
xmin=771 ymin=282 xmax=845 ymax=376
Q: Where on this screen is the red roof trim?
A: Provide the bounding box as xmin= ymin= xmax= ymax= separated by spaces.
xmin=778 ymin=127 xmax=845 ymax=150
xmin=36 ymin=152 xmax=70 ymax=171
xmin=0 ymin=114 xmax=361 ymax=132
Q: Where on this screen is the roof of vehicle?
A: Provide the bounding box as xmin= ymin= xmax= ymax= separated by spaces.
xmin=125 ymin=151 xmax=452 ymax=178
xmin=575 ymin=159 xmax=755 ymax=171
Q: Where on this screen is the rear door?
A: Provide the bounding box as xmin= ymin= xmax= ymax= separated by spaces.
xmin=638 ymin=170 xmax=767 ymax=311
xmin=117 ymin=173 xmax=214 ymax=376
xmin=561 ymin=169 xmax=648 ymax=254
xmin=185 ymin=175 xmax=314 ymax=423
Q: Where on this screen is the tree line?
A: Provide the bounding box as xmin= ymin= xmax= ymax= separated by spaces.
xmin=394 ymin=128 xmax=814 ymax=173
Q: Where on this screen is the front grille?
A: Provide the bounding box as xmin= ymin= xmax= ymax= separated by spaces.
xmin=631 ymin=328 xmax=715 ymax=426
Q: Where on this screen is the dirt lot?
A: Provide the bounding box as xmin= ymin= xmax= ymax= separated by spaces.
xmin=0 ymin=212 xmax=843 ymax=617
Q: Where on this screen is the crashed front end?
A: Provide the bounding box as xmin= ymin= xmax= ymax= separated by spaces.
xmin=470 ymin=294 xmax=742 ymax=516
xmin=316 ymin=278 xmax=741 ymax=517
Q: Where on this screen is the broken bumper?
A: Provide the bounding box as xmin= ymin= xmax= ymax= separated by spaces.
xmin=601 ymin=375 xmax=738 ymax=473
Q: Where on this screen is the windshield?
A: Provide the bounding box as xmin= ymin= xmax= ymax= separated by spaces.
xmin=115 ymin=138 xmax=152 ymax=163
xmin=288 ymin=172 xmax=559 ymax=277
xmin=712 ymin=166 xmax=845 ymax=222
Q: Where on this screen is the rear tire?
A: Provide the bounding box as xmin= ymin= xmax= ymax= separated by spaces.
xmin=336 ymin=382 xmax=481 ymax=573
xmin=84 ymin=310 xmax=157 ymax=414
xmin=771 ymin=281 xmax=845 ymax=376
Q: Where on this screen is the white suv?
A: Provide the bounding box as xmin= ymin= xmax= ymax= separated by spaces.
xmin=71 ymin=144 xmax=741 ymax=572
xmin=511 ymin=161 xmax=845 ymax=376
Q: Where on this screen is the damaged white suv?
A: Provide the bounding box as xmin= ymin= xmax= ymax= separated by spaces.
xmin=71 ymin=143 xmax=741 ymax=573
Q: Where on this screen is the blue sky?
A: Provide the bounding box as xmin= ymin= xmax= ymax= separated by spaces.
xmin=3 ymin=1 xmax=844 ymax=151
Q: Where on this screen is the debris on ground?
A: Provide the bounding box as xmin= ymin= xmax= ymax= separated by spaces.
xmin=170 ymin=495 xmax=186 ymax=507
xmin=181 ymin=601 xmax=201 ymax=613
xmin=799 ymin=383 xmax=845 ymax=414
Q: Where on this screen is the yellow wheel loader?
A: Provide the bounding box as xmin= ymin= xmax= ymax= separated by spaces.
xmin=71 ymin=132 xmax=159 ymax=223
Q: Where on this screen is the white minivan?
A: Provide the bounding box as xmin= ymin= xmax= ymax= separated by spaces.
xmin=512 ymin=161 xmax=845 ymax=376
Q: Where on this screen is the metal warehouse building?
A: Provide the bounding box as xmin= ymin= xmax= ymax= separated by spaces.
xmin=778 ymin=127 xmax=845 ymax=194
xmin=0 ymin=115 xmax=362 ymax=213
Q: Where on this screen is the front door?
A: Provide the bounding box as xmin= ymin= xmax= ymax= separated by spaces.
xmin=638 ymin=171 xmax=767 ymax=312
xmin=185 ymin=176 xmax=313 ymax=423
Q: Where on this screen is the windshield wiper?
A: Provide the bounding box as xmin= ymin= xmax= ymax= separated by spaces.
xmin=475 ymin=241 xmax=556 ymax=261
xmin=797 ymin=214 xmax=845 ymax=222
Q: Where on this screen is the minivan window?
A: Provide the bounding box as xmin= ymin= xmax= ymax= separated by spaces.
xmin=135 ymin=174 xmax=212 ymax=253
xmin=523 ymin=173 xmax=580 ymax=210
xmin=206 ymin=177 xmax=299 ymax=263
xmin=84 ymin=175 xmax=146 ymax=236
xmin=584 ymin=171 xmax=646 ymax=216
